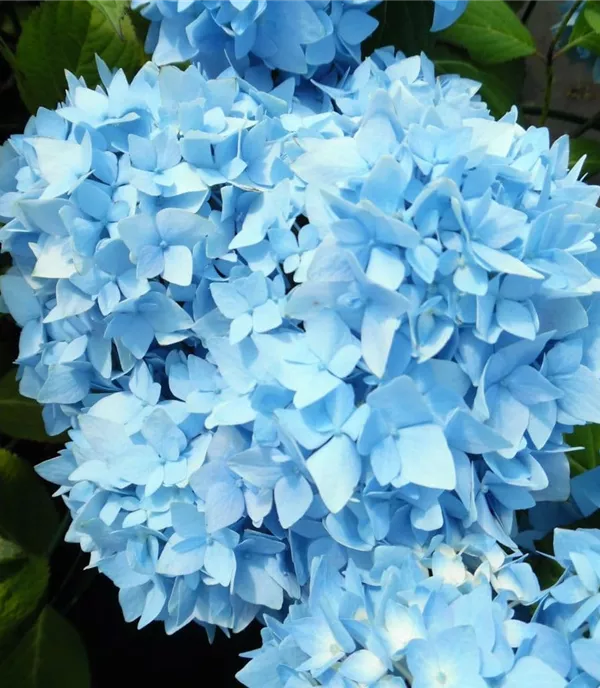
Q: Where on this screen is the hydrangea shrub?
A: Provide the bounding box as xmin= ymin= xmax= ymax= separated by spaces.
xmin=2 ymin=0 xmax=600 ymax=685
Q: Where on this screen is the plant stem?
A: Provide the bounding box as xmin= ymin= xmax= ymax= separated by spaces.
xmin=47 ymin=512 xmax=70 ymax=556
xmin=62 ymin=569 xmax=98 ymax=614
xmin=572 ymin=110 xmax=600 ymax=138
xmin=540 ymin=0 xmax=584 ymax=126
xmin=50 ymin=550 xmax=83 ymax=608
xmin=521 ymin=104 xmax=591 ymax=127
xmin=393 ymin=662 xmax=413 ymax=683
xmin=521 ymin=0 xmax=537 ymax=25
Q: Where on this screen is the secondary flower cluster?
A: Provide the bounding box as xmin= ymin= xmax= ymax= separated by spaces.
xmin=132 ymin=0 xmax=467 ymax=78
xmin=238 ymin=542 xmax=568 ymax=688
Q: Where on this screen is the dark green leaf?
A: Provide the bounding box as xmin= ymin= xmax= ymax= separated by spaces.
xmin=440 ymin=0 xmax=536 ymax=64
xmin=130 ymin=7 xmax=151 ymax=44
xmin=0 ymin=449 xmax=59 ymax=556
xmin=88 ymin=0 xmax=128 ymax=39
xmin=532 ymin=554 xmax=564 ymax=591
xmin=433 ymin=46 xmax=524 ymax=118
xmin=364 ymin=0 xmax=435 ymax=58
xmin=15 ymin=1 xmax=146 ymax=112
xmin=0 ymin=540 xmax=47 ymax=649
xmin=565 ymin=423 xmax=600 ymax=476
xmin=569 ymin=137 xmax=600 ymax=177
xmin=0 ymin=607 xmax=90 ymax=688
xmin=0 ymin=369 xmax=66 ymax=443
xmin=0 ymin=341 xmax=14 ymax=378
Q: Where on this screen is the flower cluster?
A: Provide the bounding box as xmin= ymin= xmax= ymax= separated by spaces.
xmin=132 ymin=0 xmax=467 ymax=79
xmin=237 ymin=546 xmax=568 ymax=688
xmin=2 ymin=17 xmax=600 ymax=688
xmin=3 ymin=44 xmax=600 ymax=638
xmin=557 ymin=1 xmax=600 ymax=82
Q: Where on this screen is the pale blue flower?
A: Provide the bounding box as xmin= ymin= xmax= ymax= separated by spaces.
xmin=210 ymin=269 xmax=284 ymax=343
xmin=119 ymin=208 xmax=209 ymax=286
xmin=358 ymin=375 xmax=455 ymax=490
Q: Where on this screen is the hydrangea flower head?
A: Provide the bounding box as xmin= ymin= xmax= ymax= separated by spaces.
xmin=132 ymin=0 xmax=468 ymax=78
xmin=3 ymin=45 xmax=600 ymax=637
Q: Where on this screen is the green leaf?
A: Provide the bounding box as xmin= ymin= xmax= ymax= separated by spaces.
xmin=0 ymin=607 xmax=90 ymax=688
xmin=439 ymin=0 xmax=536 ymax=64
xmin=87 ymin=0 xmax=128 ymax=39
xmin=585 ymin=1 xmax=600 ymax=33
xmin=15 ymin=0 xmax=145 ymax=112
xmin=433 ymin=46 xmax=524 ymax=118
xmin=569 ymin=137 xmax=600 ymax=177
xmin=0 ymin=450 xmax=59 ymax=556
xmin=565 ymin=423 xmax=600 ymax=476
xmin=564 ymin=3 xmax=600 ymax=55
xmin=0 ymin=541 xmax=48 ymax=649
xmin=364 ymin=0 xmax=435 ymax=58
xmin=0 ymin=369 xmax=66 ymax=443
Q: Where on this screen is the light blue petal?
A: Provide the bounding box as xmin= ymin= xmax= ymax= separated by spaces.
xmin=307 ymin=435 xmax=361 ymax=513
xmin=274 ymin=472 xmax=313 ymax=529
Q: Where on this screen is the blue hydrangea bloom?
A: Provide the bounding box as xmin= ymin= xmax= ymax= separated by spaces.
xmin=132 ymin=0 xmax=468 ymax=78
xmin=3 ymin=45 xmax=600 ymax=638
xmin=557 ymin=1 xmax=600 ymax=82
xmin=237 ymin=547 xmax=568 ymax=688
xmin=133 ymin=0 xmax=381 ymax=78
